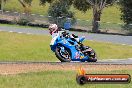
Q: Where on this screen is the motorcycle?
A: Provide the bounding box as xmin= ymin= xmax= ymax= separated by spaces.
xmin=50 ymin=31 xmax=97 ymax=62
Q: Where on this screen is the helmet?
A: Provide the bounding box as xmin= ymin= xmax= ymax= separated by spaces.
xmin=49 ymin=24 xmax=58 ymax=35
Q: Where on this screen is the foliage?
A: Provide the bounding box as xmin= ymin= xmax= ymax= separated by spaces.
xmin=120 ymin=0 xmax=132 ymax=30
xmin=3 ymin=0 xmax=122 ymax=23
xmin=73 ymin=0 xmax=117 ymax=32
xmin=17 ymin=18 xmax=29 ymax=25
xmin=73 ymin=0 xmax=91 ymax=12
xmin=0 ymin=0 xmax=8 ymax=9
xmin=48 ymin=0 xmax=76 ymax=27
xmin=17 ymin=0 xmax=33 ymax=26
xmin=40 ymin=0 xmax=73 ymax=6
xmin=0 ymin=0 xmax=8 ymax=4
xmin=18 ymin=0 xmax=33 ymax=13
xmin=39 ymin=0 xmax=53 ymax=5
xmin=17 ymin=16 xmax=33 ymax=25
xmin=120 ymin=0 xmax=132 ymax=25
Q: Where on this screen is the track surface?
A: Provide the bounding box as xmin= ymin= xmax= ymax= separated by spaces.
xmin=0 ymin=25 xmax=132 ymax=45
xmin=0 ymin=59 xmax=132 ymax=65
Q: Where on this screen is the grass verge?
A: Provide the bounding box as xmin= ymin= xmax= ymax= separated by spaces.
xmin=0 ymin=31 xmax=132 ymax=61
xmin=0 ymin=70 xmax=131 ymax=88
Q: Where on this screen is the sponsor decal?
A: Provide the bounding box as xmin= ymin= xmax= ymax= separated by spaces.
xmin=80 ymin=56 xmax=84 ymax=59
xmin=75 ymin=52 xmax=80 ymax=59
xmin=76 ymin=67 xmax=131 ymax=85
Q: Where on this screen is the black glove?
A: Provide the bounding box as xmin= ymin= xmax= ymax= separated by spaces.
xmin=62 ymin=31 xmax=69 ymax=37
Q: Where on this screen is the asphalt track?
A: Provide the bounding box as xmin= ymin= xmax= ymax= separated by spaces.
xmin=0 ymin=25 xmax=132 ymax=45
xmin=0 ymin=25 xmax=132 ymax=64
xmin=0 ymin=58 xmax=132 ymax=65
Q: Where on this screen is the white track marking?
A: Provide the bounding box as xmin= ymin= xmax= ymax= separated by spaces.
xmin=31 ymin=14 xmax=35 ymax=16
xmin=9 ymin=31 xmax=13 ymax=33
xmin=89 ymin=40 xmax=93 ymax=41
xmin=5 ymin=11 xmax=9 ymax=12
xmin=26 ymin=33 xmax=32 ymax=35
xmin=40 ymin=15 xmax=44 ymax=17
xmin=18 ymin=32 xmax=23 ymax=34
xmin=122 ymin=44 xmax=126 ymax=45
xmin=14 ymin=12 xmax=18 ymax=13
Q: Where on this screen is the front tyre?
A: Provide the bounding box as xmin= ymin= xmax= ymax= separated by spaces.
xmin=55 ymin=46 xmax=71 ymax=62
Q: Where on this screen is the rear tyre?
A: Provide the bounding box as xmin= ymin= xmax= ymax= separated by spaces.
xmin=84 ymin=46 xmax=97 ymax=62
xmin=55 ymin=46 xmax=71 ymax=62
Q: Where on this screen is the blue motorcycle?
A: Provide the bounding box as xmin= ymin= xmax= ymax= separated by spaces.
xmin=50 ymin=31 xmax=97 ymax=62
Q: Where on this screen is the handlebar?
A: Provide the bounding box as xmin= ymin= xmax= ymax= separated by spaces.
xmin=62 ymin=31 xmax=69 ymax=38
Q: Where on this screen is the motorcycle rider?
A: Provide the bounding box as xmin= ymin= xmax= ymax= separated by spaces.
xmin=48 ymin=24 xmax=89 ymax=52
xmin=48 ymin=24 xmax=80 ymax=42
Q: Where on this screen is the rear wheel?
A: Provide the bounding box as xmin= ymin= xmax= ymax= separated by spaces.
xmin=83 ymin=46 xmax=97 ymax=62
xmin=55 ymin=46 xmax=71 ymax=62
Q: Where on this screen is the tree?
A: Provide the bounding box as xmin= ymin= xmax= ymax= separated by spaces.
xmin=73 ymin=0 xmax=116 ymax=32
xmin=0 ymin=0 xmax=7 ymax=12
xmin=120 ymin=0 xmax=132 ymax=30
xmin=40 ymin=0 xmax=53 ymax=5
xmin=40 ymin=0 xmax=75 ymax=27
xmin=40 ymin=0 xmax=72 ymax=6
xmin=48 ymin=0 xmax=75 ymax=27
xmin=40 ymin=0 xmax=116 ymax=32
xmin=17 ymin=0 xmax=33 ymax=25
xmin=18 ymin=0 xmax=33 ymax=14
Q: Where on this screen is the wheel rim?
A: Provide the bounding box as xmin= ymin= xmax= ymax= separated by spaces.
xmin=57 ymin=47 xmax=71 ymax=61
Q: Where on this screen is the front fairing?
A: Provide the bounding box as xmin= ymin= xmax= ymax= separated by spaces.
xmin=50 ymin=35 xmax=61 ymax=52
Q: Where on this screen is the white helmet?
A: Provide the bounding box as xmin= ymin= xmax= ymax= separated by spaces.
xmin=49 ymin=24 xmax=58 ymax=35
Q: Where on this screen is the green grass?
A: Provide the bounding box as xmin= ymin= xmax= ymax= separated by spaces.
xmin=72 ymin=5 xmax=122 ymax=23
xmin=0 ymin=31 xmax=56 ymax=61
xmin=3 ymin=0 xmax=122 ymax=23
xmin=100 ymin=22 xmax=123 ymax=30
xmin=84 ymin=41 xmax=132 ymax=59
xmin=0 ymin=31 xmax=132 ymax=61
xmin=4 ymin=0 xmax=50 ymax=16
xmin=0 ymin=70 xmax=131 ymax=88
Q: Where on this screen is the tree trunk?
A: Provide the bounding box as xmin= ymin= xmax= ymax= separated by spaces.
xmin=0 ymin=0 xmax=1 ymax=10
xmin=92 ymin=8 xmax=101 ymax=33
xmin=0 ymin=4 xmax=1 ymax=10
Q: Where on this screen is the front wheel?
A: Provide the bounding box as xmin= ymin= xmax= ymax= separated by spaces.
xmin=55 ymin=46 xmax=71 ymax=62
